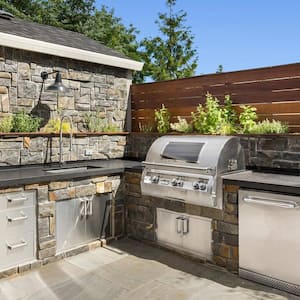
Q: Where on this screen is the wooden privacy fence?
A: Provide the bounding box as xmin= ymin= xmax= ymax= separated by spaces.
xmin=130 ymin=63 xmax=300 ymax=132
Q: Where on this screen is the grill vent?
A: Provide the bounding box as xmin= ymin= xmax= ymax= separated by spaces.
xmin=0 ymin=10 xmax=14 ymax=20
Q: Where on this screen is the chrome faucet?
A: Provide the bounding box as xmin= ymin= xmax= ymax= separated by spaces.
xmin=59 ymin=115 xmax=73 ymax=165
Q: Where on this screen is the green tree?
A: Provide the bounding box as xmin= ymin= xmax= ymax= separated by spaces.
xmin=216 ymin=64 xmax=223 ymax=73
xmin=83 ymin=6 xmax=140 ymax=60
xmin=141 ymin=0 xmax=198 ymax=81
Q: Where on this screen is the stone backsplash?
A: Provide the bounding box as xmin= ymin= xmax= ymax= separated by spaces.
xmin=0 ymin=46 xmax=132 ymax=131
xmin=125 ymin=133 xmax=300 ymax=170
xmin=0 ymin=134 xmax=126 ymax=166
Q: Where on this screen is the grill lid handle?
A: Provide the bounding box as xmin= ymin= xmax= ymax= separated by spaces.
xmin=142 ymin=161 xmax=215 ymax=172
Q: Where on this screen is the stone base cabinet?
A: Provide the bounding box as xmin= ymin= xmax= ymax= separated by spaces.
xmin=0 ymin=174 xmax=124 ymax=279
xmin=125 ymin=170 xmax=239 ymax=273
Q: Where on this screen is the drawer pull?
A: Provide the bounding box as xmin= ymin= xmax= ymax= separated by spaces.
xmin=6 ymin=240 xmax=27 ymax=250
xmin=7 ymin=212 xmax=28 ymax=222
xmin=244 ymin=197 xmax=299 ymax=209
xmin=7 ymin=197 xmax=28 ymax=203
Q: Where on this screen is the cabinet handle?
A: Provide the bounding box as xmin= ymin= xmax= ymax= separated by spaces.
xmin=7 ymin=212 xmax=28 ymax=222
xmin=6 ymin=240 xmax=27 ymax=250
xmin=176 ymin=216 xmax=182 ymax=233
xmin=80 ymin=199 xmax=86 ymax=216
xmin=7 ymin=197 xmax=28 ymax=203
xmin=182 ymin=217 xmax=189 ymax=234
xmin=86 ymin=199 xmax=93 ymax=216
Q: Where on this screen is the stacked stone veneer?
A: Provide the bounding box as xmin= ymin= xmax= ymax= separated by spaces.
xmin=124 ymin=170 xmax=239 ymax=272
xmin=126 ymin=133 xmax=300 ymax=170
xmin=0 ymin=134 xmax=126 ymax=166
xmin=0 ymin=174 xmax=123 ymax=278
xmin=0 ymin=46 xmax=131 ymax=131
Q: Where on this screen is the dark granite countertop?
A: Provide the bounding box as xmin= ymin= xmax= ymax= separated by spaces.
xmin=223 ymin=170 xmax=300 ymax=195
xmin=0 ymin=159 xmax=142 ymax=188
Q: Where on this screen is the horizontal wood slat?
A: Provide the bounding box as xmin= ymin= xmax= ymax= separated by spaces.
xmin=131 ymin=63 xmax=300 ymax=132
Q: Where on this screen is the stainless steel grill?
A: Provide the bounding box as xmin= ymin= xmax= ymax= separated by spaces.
xmin=141 ymin=135 xmax=245 ymax=209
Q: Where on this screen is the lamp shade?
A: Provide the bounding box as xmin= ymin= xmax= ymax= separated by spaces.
xmin=46 ymin=72 xmax=70 ymax=93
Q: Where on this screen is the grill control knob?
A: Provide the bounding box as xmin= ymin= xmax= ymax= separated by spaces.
xmin=171 ymin=178 xmax=178 ymax=186
xmin=177 ymin=180 xmax=184 ymax=187
xmin=151 ymin=176 xmax=159 ymax=183
xmin=199 ymin=183 xmax=206 ymax=191
xmin=192 ymin=182 xmax=200 ymax=190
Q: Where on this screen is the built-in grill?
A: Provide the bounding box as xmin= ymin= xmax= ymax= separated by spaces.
xmin=141 ymin=135 xmax=245 ymax=209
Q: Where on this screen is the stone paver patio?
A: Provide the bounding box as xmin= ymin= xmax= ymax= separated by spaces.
xmin=0 ymin=238 xmax=298 ymax=300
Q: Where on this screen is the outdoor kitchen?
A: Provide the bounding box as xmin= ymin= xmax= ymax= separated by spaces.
xmin=0 ymin=4 xmax=300 ymax=300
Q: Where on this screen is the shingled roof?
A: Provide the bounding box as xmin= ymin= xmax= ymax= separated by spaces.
xmin=0 ymin=11 xmax=143 ymax=71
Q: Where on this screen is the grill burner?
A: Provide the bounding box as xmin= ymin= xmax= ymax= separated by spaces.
xmin=141 ymin=135 xmax=245 ymax=209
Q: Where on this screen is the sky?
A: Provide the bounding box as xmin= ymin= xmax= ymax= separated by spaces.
xmin=95 ymin=0 xmax=300 ymax=76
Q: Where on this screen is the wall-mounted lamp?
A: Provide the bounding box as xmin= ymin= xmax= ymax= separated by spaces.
xmin=31 ymin=71 xmax=70 ymax=127
xmin=40 ymin=71 xmax=70 ymax=93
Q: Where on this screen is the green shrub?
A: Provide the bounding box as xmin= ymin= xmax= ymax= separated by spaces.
xmin=12 ymin=111 xmax=41 ymax=132
xmin=170 ymin=116 xmax=193 ymax=133
xmin=0 ymin=116 xmax=13 ymax=132
xmin=248 ymin=119 xmax=288 ymax=134
xmin=154 ymin=104 xmax=171 ymax=134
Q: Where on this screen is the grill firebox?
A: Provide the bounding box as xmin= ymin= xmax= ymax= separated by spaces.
xmin=141 ymin=135 xmax=245 ymax=209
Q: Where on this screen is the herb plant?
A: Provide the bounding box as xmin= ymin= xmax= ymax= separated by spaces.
xmin=154 ymin=104 xmax=171 ymax=134
xmin=42 ymin=118 xmax=72 ymax=133
xmin=170 ymin=116 xmax=192 ymax=133
xmin=83 ymin=111 xmax=106 ymax=132
xmin=248 ymin=119 xmax=288 ymax=134
xmin=138 ymin=122 xmax=154 ymax=133
xmin=11 ymin=111 xmax=41 ymax=132
xmin=0 ymin=116 xmax=13 ymax=132
xmin=239 ymin=105 xmax=258 ymax=133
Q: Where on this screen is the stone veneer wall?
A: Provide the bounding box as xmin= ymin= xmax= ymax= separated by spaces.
xmin=124 ymin=170 xmax=239 ymax=272
xmin=0 ymin=46 xmax=131 ymax=131
xmin=125 ymin=133 xmax=300 ymax=170
xmin=0 ymin=134 xmax=126 ymax=166
xmin=0 ymin=174 xmax=124 ymax=278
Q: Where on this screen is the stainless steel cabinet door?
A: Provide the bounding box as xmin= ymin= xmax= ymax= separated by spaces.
xmin=56 ymin=197 xmax=86 ymax=252
xmin=85 ymin=195 xmax=108 ymax=243
xmin=156 ymin=208 xmax=182 ymax=248
xmin=182 ymin=215 xmax=212 ymax=260
xmin=56 ymin=195 xmax=109 ymax=253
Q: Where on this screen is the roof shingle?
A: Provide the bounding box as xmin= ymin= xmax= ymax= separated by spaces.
xmin=0 ymin=15 xmax=130 ymax=60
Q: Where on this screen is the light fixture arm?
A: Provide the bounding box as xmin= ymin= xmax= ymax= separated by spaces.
xmin=40 ymin=70 xmax=60 ymax=81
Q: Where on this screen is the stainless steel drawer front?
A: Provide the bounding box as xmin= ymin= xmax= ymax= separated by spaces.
xmin=0 ymin=191 xmax=35 ymax=210
xmin=0 ymin=231 xmax=35 ymax=270
xmin=0 ymin=207 xmax=35 ymax=235
xmin=239 ymin=189 xmax=300 ymax=295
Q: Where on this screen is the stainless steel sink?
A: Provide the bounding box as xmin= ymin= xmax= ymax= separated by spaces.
xmin=45 ymin=166 xmax=102 ymax=174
